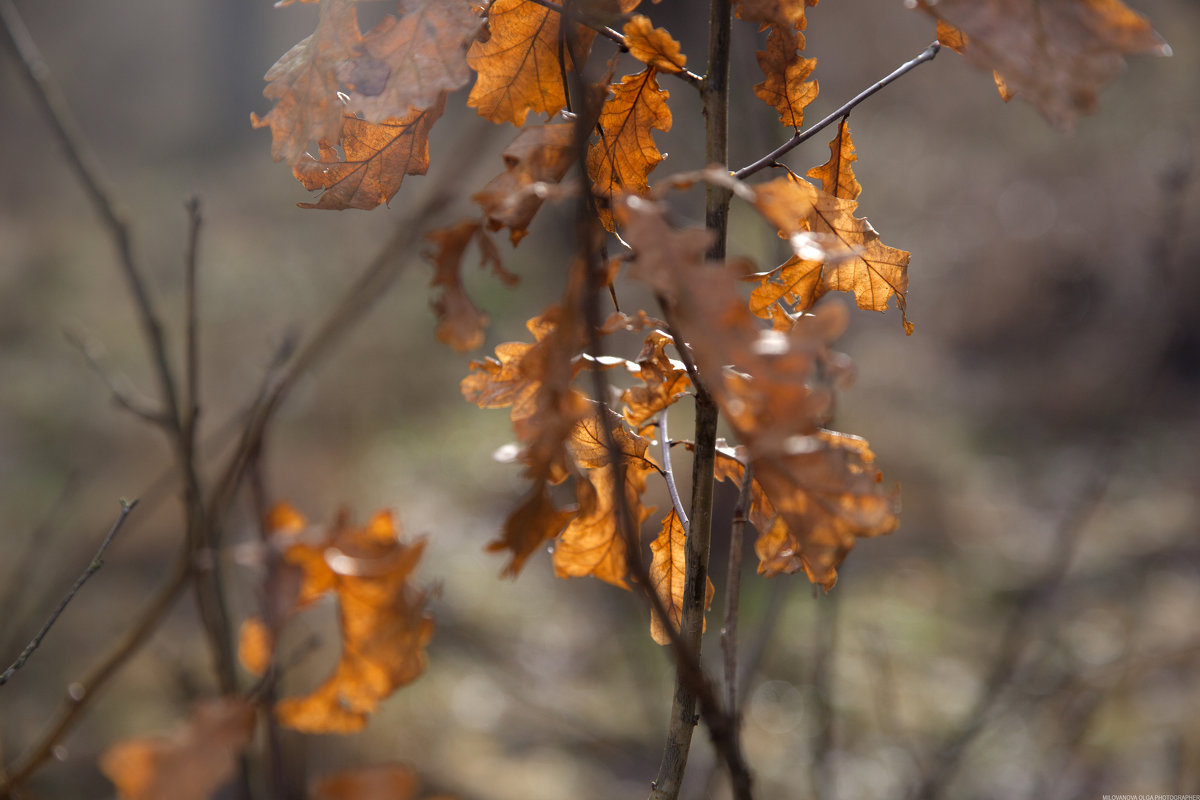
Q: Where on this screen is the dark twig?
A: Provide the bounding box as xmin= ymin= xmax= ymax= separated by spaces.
xmin=64 ymin=330 xmax=171 ymax=426
xmin=183 ymin=197 xmax=201 ymax=443
xmin=734 ymin=42 xmax=941 ymax=180
xmin=0 ymin=499 xmax=138 ymax=687
xmin=811 ymin=587 xmax=841 ymax=800
xmin=722 ymin=465 xmax=754 ymax=718
xmin=658 ymin=410 xmax=690 ymax=531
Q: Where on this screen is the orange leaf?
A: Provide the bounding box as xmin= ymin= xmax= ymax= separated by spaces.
xmin=806 ymin=117 xmax=860 ymax=201
xmin=623 ymin=15 xmax=688 ymax=74
xmin=467 ymin=0 xmax=595 ymax=125
xmin=620 ymin=329 xmax=691 ymax=430
xmin=100 ymin=698 xmax=256 ymax=800
xmin=275 ymin=511 xmax=433 ymax=733
xmin=487 ymin=483 xmax=576 ymax=577
xmin=754 ymin=24 xmax=817 ymax=128
xmin=648 ymin=510 xmax=714 ymax=645
xmin=552 ymin=407 xmax=657 ymax=588
xmin=312 ymin=764 xmax=420 ymax=800
xmin=915 ymin=0 xmax=1169 ymax=130
xmin=473 ymin=124 xmax=577 ymax=246
xmin=265 ymin=501 xmax=307 ymax=536
xmin=586 ymin=68 xmax=673 ymax=229
xmin=752 ymin=175 xmax=912 ymax=333
xmin=251 ymin=0 xmax=362 ymax=165
xmin=734 ymin=0 xmax=812 ymax=31
xmin=293 ymin=96 xmax=446 ymax=210
xmin=238 ymin=617 xmax=274 ymax=677
xmin=347 ymin=0 xmax=482 ymax=123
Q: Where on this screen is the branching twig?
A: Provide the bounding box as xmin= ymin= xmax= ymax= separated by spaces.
xmin=658 ymin=410 xmax=690 ymax=531
xmin=734 ymin=41 xmax=941 ymax=180
xmin=0 ymin=500 xmax=138 ymax=688
xmin=64 ymin=330 xmax=171 ymax=427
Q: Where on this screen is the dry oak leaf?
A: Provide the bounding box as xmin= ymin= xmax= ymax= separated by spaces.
xmin=752 ymin=175 xmax=912 ymax=334
xmin=473 ymin=123 xmax=577 ymax=246
xmin=807 ymin=117 xmax=860 ymax=201
xmin=275 ymin=511 xmax=432 ymax=733
xmin=553 ymin=407 xmax=658 ymax=588
xmin=467 ymin=0 xmax=593 ymax=125
xmin=293 ymin=94 xmax=446 ymax=210
xmin=251 ymin=0 xmax=362 ymax=165
xmin=734 ymin=0 xmax=815 ymax=31
xmin=755 ymin=24 xmax=818 ymax=128
xmin=347 ymin=0 xmax=482 ymax=123
xmin=621 ymin=329 xmax=691 ymax=430
xmin=915 ymin=0 xmax=1169 ymax=130
xmin=648 ymin=510 xmax=714 ymax=645
xmin=100 ymin=698 xmax=256 ymax=800
xmin=624 ymin=15 xmax=688 ymax=74
xmin=751 ymin=430 xmax=897 ymax=588
xmin=587 ymin=67 xmax=673 ymax=229
xmin=426 ymin=220 xmax=513 ymax=352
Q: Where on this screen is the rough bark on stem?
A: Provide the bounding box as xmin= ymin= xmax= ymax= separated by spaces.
xmin=649 ymin=2 xmax=738 ymax=798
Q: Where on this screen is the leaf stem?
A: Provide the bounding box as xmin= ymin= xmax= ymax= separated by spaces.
xmin=734 ymin=41 xmax=941 ymax=180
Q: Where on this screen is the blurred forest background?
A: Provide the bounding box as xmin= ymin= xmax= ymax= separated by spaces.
xmin=1 ymin=0 xmax=1198 ymax=798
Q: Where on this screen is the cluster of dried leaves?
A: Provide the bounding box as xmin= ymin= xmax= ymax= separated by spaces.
xmin=95 ymin=0 xmax=1167 ymax=796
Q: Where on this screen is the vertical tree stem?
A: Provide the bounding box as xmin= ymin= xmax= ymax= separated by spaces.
xmin=649 ymin=2 xmax=734 ymax=798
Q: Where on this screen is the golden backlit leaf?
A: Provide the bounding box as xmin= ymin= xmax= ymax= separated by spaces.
xmin=648 ymin=511 xmax=714 ymax=645
xmin=488 ymin=483 xmax=576 ymax=577
xmin=623 ymin=15 xmax=687 ymax=74
xmin=621 ymin=329 xmax=691 ymax=430
xmin=553 ymin=408 xmax=658 ymax=588
xmin=806 ymin=117 xmax=860 ymax=201
xmin=312 ymin=764 xmax=419 ymax=800
xmin=473 ymin=124 xmax=577 ymax=245
xmin=266 ymin=501 xmax=307 ymax=537
xmin=238 ymin=617 xmax=274 ymax=677
xmin=467 ymin=0 xmax=595 ymax=125
xmin=587 ymin=68 xmax=673 ymax=229
xmin=100 ymin=698 xmax=256 ymax=800
xmin=275 ymin=511 xmax=433 ymax=734
xmin=734 ymin=0 xmax=812 ymax=31
xmin=348 ymin=0 xmax=482 ymax=123
xmin=915 ymin=0 xmax=1170 ymax=130
xmin=754 ymin=24 xmax=817 ymax=128
xmin=251 ymin=0 xmax=362 ymax=165
xmin=749 ymin=256 xmax=822 ymax=317
xmin=293 ymin=95 xmax=446 ymax=210
xmin=752 ymin=175 xmax=912 ymax=334
xmin=935 ymin=18 xmax=967 ymax=54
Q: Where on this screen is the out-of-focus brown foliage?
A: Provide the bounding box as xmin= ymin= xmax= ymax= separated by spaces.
xmin=919 ymin=0 xmax=1171 ymax=129
xmin=99 ymin=698 xmax=256 ymax=800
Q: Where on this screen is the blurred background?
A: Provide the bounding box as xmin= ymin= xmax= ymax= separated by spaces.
xmin=1 ymin=0 xmax=1198 ymax=798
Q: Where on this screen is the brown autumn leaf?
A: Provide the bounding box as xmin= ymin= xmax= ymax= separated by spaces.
xmin=621 ymin=329 xmax=691 ymax=430
xmin=100 ymin=698 xmax=256 ymax=800
xmin=553 ymin=406 xmax=658 ymax=588
xmin=238 ymin=616 xmax=273 ymax=677
xmin=275 ymin=510 xmax=433 ymax=733
xmin=251 ymin=0 xmax=362 ymax=165
xmin=915 ymin=0 xmax=1170 ymax=130
xmin=425 ymin=220 xmax=514 ymax=352
xmin=752 ymin=174 xmax=912 ymax=334
xmin=587 ymin=68 xmax=673 ymax=229
xmin=624 ymin=15 xmax=688 ymax=74
xmin=473 ymin=123 xmax=577 ymax=246
xmin=734 ymin=0 xmax=813 ymax=31
xmin=467 ymin=0 xmax=595 ymax=126
xmin=648 ymin=510 xmax=714 ymax=645
xmin=293 ymin=95 xmax=446 ymax=210
xmin=754 ymin=24 xmax=818 ymax=128
xmin=807 ymin=117 xmax=860 ymax=201
xmin=311 ymin=764 xmax=419 ymax=800
xmin=347 ymin=0 xmax=482 ymax=123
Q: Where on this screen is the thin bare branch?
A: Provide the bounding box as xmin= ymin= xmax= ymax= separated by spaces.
xmin=658 ymin=410 xmax=690 ymax=531
xmin=734 ymin=42 xmax=941 ymax=180
xmin=0 ymin=500 xmax=138 ymax=688
xmin=722 ymin=464 xmax=754 ymax=718
xmin=64 ymin=330 xmax=171 ymax=427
